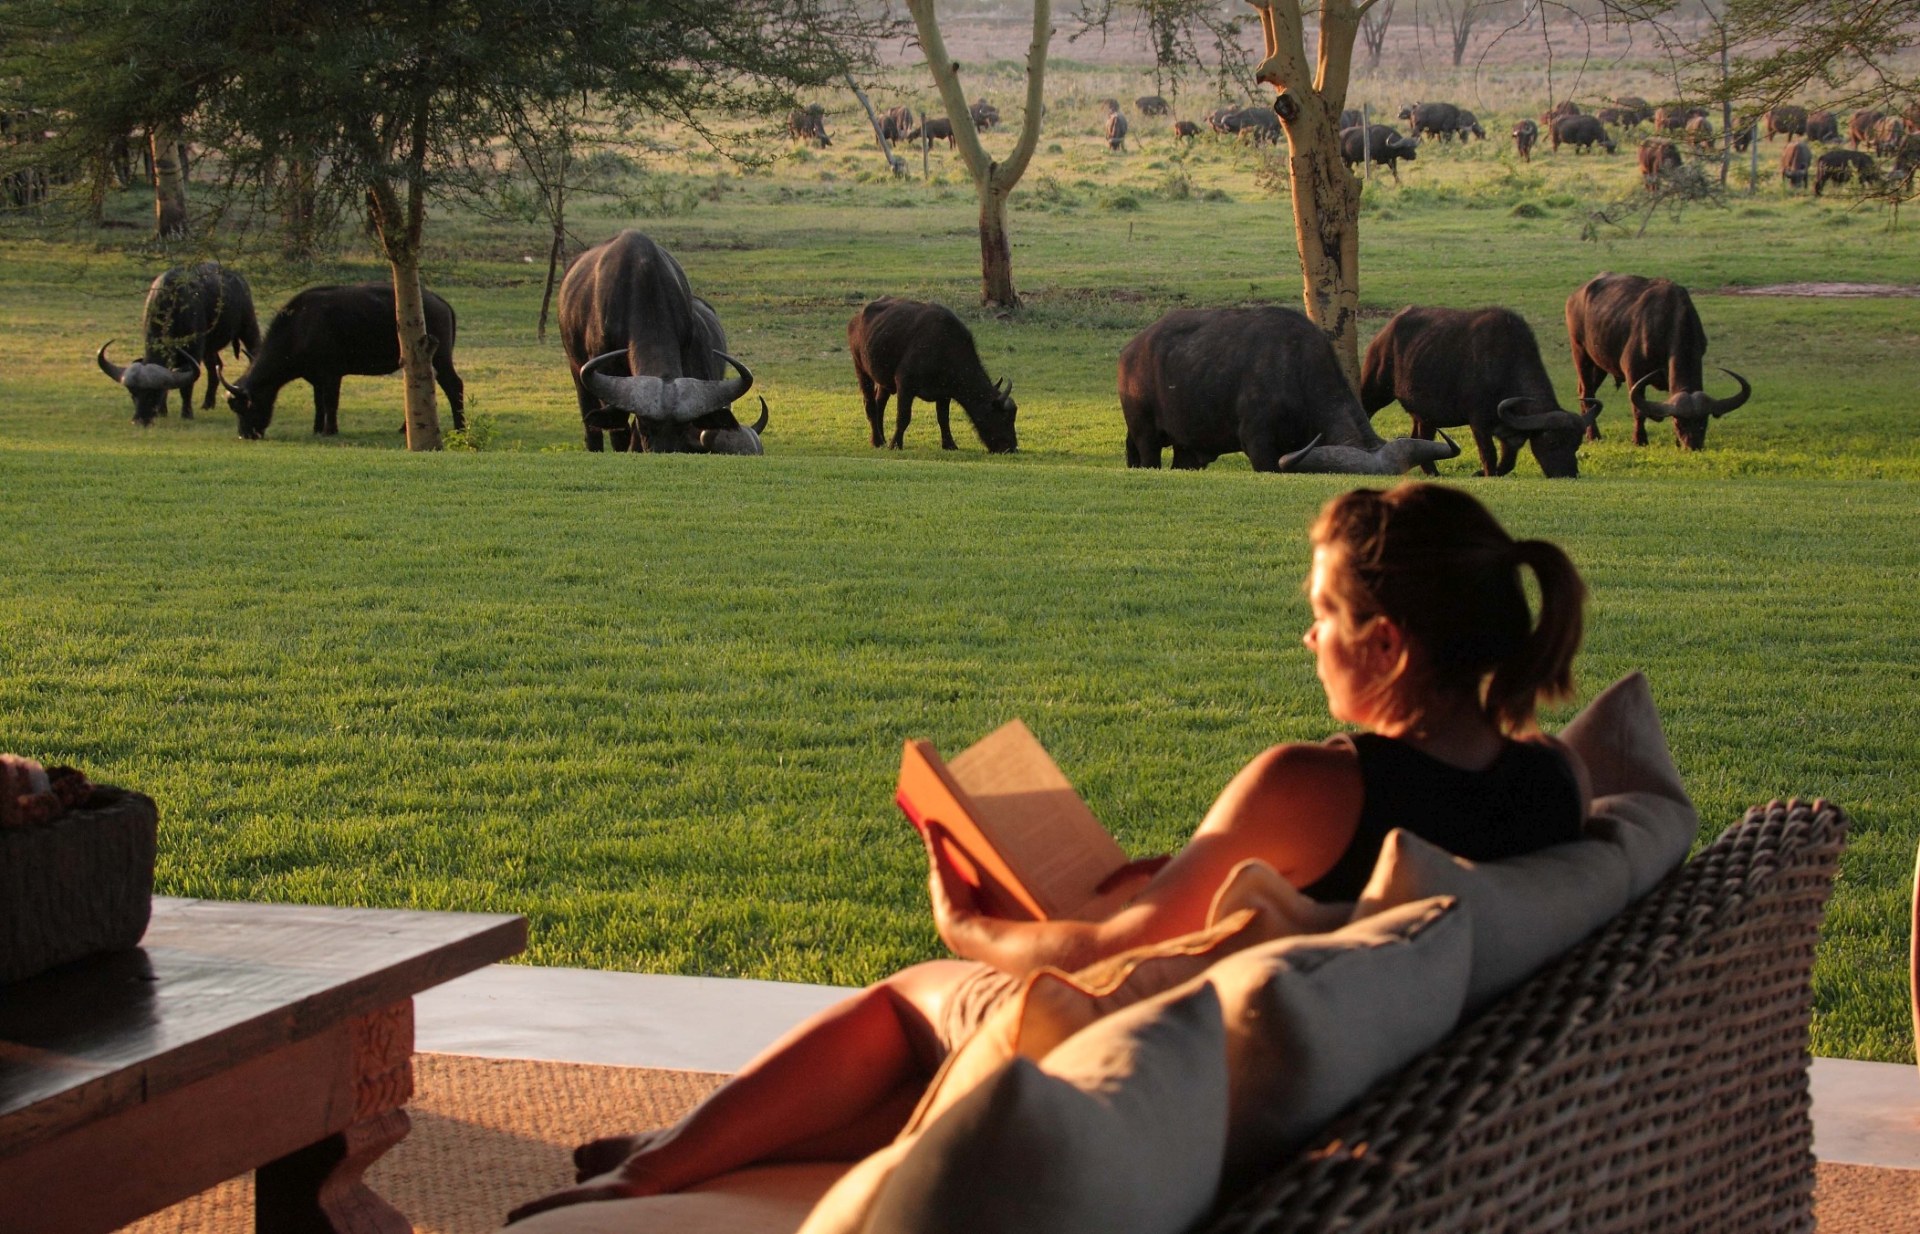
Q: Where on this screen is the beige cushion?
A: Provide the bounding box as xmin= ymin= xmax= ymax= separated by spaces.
xmin=863 ymin=982 xmax=1230 ymax=1234
xmin=1356 ymin=828 xmax=1630 ymax=1013
xmin=907 ymin=904 xmax=1273 ymax=1134
xmin=507 ymin=1162 xmax=849 ymax=1234
xmin=1203 ymin=895 xmax=1471 ymax=1189
xmin=1207 ymin=856 xmax=1354 ymax=937
xmin=1561 ymin=671 xmax=1699 ymax=899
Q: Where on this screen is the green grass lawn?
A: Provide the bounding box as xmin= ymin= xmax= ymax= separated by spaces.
xmin=4 ymin=65 xmax=1918 ymax=1060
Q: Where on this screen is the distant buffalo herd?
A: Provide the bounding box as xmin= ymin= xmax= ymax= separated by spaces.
xmin=100 ymin=229 xmax=1750 ymax=478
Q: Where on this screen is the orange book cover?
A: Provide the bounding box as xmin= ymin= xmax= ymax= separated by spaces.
xmin=896 ymin=719 xmax=1130 ymax=921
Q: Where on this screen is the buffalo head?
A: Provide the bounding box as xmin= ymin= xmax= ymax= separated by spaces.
xmin=1630 ymin=369 xmax=1750 ymax=450
xmin=581 ymin=348 xmax=767 ymax=454
xmin=97 ymin=341 xmax=198 ymax=426
xmin=978 ymin=378 xmax=1019 ymax=454
xmin=1495 ymin=397 xmax=1602 ymax=478
xmin=1276 ymin=430 xmax=1462 ymax=475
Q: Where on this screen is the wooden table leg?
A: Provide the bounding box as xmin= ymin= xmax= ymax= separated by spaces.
xmin=255 ymin=1000 xmax=417 ymax=1234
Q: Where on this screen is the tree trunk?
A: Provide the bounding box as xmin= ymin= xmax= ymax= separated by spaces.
xmin=1251 ymin=0 xmax=1368 ymax=393
xmin=282 ymin=156 xmax=319 ymax=260
xmin=367 ymin=177 xmax=442 ymax=451
xmin=538 ymin=223 xmax=563 ymax=341
xmin=905 ymin=0 xmax=1050 ymax=310
xmin=149 ymin=124 xmax=188 ymax=239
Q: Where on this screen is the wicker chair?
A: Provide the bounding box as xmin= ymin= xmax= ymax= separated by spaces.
xmin=1201 ymin=797 xmax=1847 ymax=1234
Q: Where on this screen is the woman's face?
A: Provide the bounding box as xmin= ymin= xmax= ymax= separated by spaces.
xmin=1304 ymin=547 xmax=1382 ymax=726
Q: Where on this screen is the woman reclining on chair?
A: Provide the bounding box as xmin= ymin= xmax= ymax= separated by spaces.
xmin=508 ymin=482 xmax=1591 ymax=1224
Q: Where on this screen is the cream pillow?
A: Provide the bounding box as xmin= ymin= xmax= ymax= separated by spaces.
xmin=1207 ymin=857 xmax=1353 ymax=937
xmin=1560 ymin=671 xmax=1700 ymax=899
xmin=508 ymin=1162 xmax=850 ymax=1234
xmin=862 ymin=983 xmax=1229 ymax=1234
xmin=906 ymin=904 xmax=1273 ymax=1135
xmin=1356 ymin=828 xmax=1630 ymax=1013
xmin=1201 ymin=895 xmax=1471 ymax=1190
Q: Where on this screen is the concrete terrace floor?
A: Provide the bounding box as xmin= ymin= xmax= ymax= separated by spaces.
xmin=416 ymin=963 xmax=1920 ymax=1172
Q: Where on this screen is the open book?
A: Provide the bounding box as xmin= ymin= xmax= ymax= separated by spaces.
xmin=896 ymin=719 xmax=1131 ymax=921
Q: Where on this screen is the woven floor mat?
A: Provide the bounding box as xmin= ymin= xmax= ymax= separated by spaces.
xmin=120 ymin=1054 xmax=727 ymax=1234
xmin=116 ymin=1052 xmax=1914 ymax=1233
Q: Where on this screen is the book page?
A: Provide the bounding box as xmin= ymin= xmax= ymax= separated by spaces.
xmin=944 ymin=720 xmax=1130 ymax=920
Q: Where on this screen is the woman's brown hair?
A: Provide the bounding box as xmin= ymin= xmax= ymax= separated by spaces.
xmin=1309 ymin=484 xmax=1586 ymax=734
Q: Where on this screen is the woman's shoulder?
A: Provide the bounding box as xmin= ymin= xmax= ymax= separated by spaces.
xmin=1223 ymin=738 xmax=1365 ymax=813
xmin=1508 ymin=732 xmax=1593 ymax=820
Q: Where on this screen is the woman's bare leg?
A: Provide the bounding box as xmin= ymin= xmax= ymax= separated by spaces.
xmin=507 ymin=959 xmax=981 ymax=1224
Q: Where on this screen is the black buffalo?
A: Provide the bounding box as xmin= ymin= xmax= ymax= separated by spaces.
xmin=1804 ymin=110 xmax=1840 ymax=143
xmin=1135 ymin=96 xmax=1170 ymax=116
xmin=1813 ymin=148 xmax=1879 ymax=196
xmin=788 ymin=105 xmax=830 ymax=147
xmin=1766 ymin=105 xmax=1808 ymax=140
xmin=1219 ymin=106 xmax=1280 ymax=143
xmin=1399 ymin=101 xmax=1461 ymax=141
xmin=904 ymin=117 xmax=955 ymax=147
xmin=1513 ymin=119 xmax=1538 ymax=163
xmin=1118 ymin=307 xmax=1459 ymax=474
xmin=1638 ymin=138 xmax=1683 ymax=189
xmin=97 ymin=263 xmax=260 ymax=425
xmin=222 ymin=283 xmax=464 ymax=440
xmin=1455 ymin=109 xmax=1486 ymax=140
xmin=1565 ymin=273 xmax=1750 ymax=450
xmin=1552 ymin=114 xmax=1615 ymax=154
xmin=1341 ymin=124 xmax=1418 ymax=179
xmin=1172 ymin=119 xmax=1201 ymax=140
xmin=879 ymin=105 xmax=915 ymax=144
xmin=1780 ymin=140 xmax=1812 ymax=190
xmin=1362 ymin=306 xmax=1600 ymax=478
xmin=557 ymin=230 xmax=766 ymax=455
xmin=970 ymin=98 xmax=1000 ymax=130
xmin=847 ymin=297 xmax=1017 ymax=453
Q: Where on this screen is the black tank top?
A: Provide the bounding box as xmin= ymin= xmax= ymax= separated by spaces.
xmin=1299 ymin=732 xmax=1585 ymax=904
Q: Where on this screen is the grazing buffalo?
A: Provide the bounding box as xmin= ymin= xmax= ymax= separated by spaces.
xmin=1338 ymin=108 xmax=1364 ymax=130
xmin=1608 ymin=97 xmax=1655 ymax=127
xmin=1341 ymin=124 xmax=1418 ymax=179
xmin=1565 ymin=273 xmax=1749 ymax=450
xmin=1849 ymin=109 xmax=1883 ymax=148
xmin=1455 ymin=109 xmax=1486 ymax=140
xmin=1552 ymin=114 xmax=1615 ymax=154
xmin=1766 ymin=105 xmax=1808 ymax=140
xmin=787 ymin=105 xmax=830 ymax=148
xmin=1541 ymin=100 xmax=1581 ymax=127
xmin=1399 ymin=101 xmax=1461 ymax=141
xmin=1172 ymin=119 xmax=1201 ymax=140
xmin=1813 ymin=148 xmax=1879 ymax=196
xmin=1206 ymin=106 xmax=1239 ymax=134
xmin=1779 ymin=140 xmax=1812 ymax=189
xmin=1105 ymin=111 xmax=1129 ymax=151
xmin=557 ymin=230 xmax=765 ymax=455
xmin=1804 ymin=110 xmax=1840 ymax=143
xmin=904 ymin=117 xmax=955 ymax=147
xmin=1118 ymin=307 xmax=1459 ymax=474
xmin=1220 ymin=106 xmax=1279 ymax=143
xmin=1136 ymin=95 xmax=1169 ymax=116
xmin=848 ymin=297 xmax=1017 ymax=453
xmin=969 ymin=98 xmax=1000 ymax=130
xmin=1362 ymin=306 xmax=1600 ymax=478
xmin=879 ymin=105 xmax=916 ymax=143
xmin=1684 ymin=115 xmax=1714 ymax=147
xmin=97 ymin=263 xmax=260 ymax=425
xmin=1638 ymin=138 xmax=1683 ymax=189
xmin=1513 ymin=119 xmax=1538 ymax=163
xmin=222 ymin=283 xmax=463 ymax=440
xmin=1652 ymin=105 xmax=1705 ymax=133
xmin=1872 ymin=115 xmax=1909 ymax=156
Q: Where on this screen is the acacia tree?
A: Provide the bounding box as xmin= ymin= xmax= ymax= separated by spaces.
xmin=903 ymin=0 xmax=1051 ymax=307
xmin=1360 ymin=0 xmax=1396 ymax=69
xmin=6 ymin=0 xmax=886 ymax=448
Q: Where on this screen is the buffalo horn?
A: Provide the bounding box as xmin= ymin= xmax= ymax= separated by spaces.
xmin=581 ymin=348 xmax=754 ymax=423
xmin=1495 ymin=397 xmax=1590 ymax=434
xmin=96 ymin=341 xmax=126 ymax=384
xmin=752 ymin=396 xmax=769 ymax=434
xmin=1276 ymin=431 xmax=1458 ymax=475
xmin=1708 ymin=367 xmax=1751 ymax=417
xmin=1629 ymin=373 xmax=1674 ymax=420
xmin=1579 ymin=398 xmax=1603 ymax=433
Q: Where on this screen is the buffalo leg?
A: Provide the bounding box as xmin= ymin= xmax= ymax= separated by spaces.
xmin=1408 ymin=416 xmax=1442 ymax=477
xmin=935 ymin=399 xmax=958 ymax=451
xmin=890 ymin=391 xmax=913 ymax=450
xmin=177 ymin=383 xmax=193 ymax=419
xmin=1469 ymin=422 xmax=1502 ymax=477
xmin=436 ymin=362 xmax=467 ymax=432
xmin=201 ymin=356 xmax=220 ymax=410
xmin=859 ymin=375 xmax=889 ymax=449
xmin=313 ymin=375 xmax=343 ymax=436
xmin=1124 ymin=432 xmax=1161 ymax=469
xmin=1570 ymin=353 xmax=1608 ymax=441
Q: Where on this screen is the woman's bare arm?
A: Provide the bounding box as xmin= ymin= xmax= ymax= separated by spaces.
xmin=927 ymin=741 xmax=1364 ymax=975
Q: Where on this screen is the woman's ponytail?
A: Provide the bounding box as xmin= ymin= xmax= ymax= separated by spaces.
xmin=1483 ymin=538 xmax=1587 ymax=733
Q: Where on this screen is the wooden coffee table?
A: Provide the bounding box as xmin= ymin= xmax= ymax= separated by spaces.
xmin=0 ymin=896 xmax=527 ymax=1234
